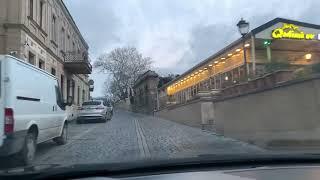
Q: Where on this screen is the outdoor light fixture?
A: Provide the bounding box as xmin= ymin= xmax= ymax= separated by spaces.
xmin=199 ymin=70 xmax=203 ymax=72
xmin=228 ymin=53 xmax=232 ymax=56
xmin=222 ymin=61 xmax=226 ymax=64
xmin=305 ymin=53 xmax=312 ymax=60
xmin=221 ymin=57 xmax=226 ymax=60
xmin=237 ymin=18 xmax=250 ymax=79
xmin=236 ymin=48 xmax=241 ymax=52
xmin=263 ymin=40 xmax=272 ymax=47
xmin=204 ymin=67 xmax=208 ymax=70
xmin=209 ymin=64 xmax=213 ymax=67
xmin=237 ymin=18 xmax=250 ymax=36
xmin=215 ymin=61 xmax=219 ymax=63
xmin=225 ymin=76 xmax=229 ymax=81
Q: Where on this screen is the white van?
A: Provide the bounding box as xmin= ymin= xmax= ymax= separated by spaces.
xmin=0 ymin=55 xmax=72 ymax=165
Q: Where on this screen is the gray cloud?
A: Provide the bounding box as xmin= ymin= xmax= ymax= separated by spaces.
xmin=64 ymin=0 xmax=320 ymax=96
xmin=177 ymin=24 xmax=238 ymax=70
xmin=64 ymin=0 xmax=121 ymax=56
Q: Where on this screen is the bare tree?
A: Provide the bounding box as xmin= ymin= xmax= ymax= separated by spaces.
xmin=95 ymin=47 xmax=152 ymax=100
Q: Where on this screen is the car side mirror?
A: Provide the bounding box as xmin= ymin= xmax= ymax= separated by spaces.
xmin=65 ymin=96 xmax=73 ymax=106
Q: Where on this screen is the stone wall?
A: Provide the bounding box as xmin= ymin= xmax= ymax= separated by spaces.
xmin=155 ymin=99 xmax=209 ymax=129
xmin=213 ymin=77 xmax=320 ymax=147
xmin=155 ymin=76 xmax=320 ymax=148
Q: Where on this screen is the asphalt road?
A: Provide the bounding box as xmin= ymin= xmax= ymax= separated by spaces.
xmin=0 ymin=109 xmax=264 ymax=169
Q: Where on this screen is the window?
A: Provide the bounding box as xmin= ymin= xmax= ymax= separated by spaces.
xmin=82 ymin=89 xmax=85 ymax=103
xmin=28 ymin=51 xmax=35 ymax=65
xmin=61 ymin=75 xmax=64 ymax=98
xmin=61 ymin=28 xmax=65 ymax=51
xmin=55 ymin=85 xmax=65 ymax=110
xmin=72 ymin=80 xmax=75 ymax=98
xmin=40 ymin=1 xmax=44 ymax=28
xmin=82 ymin=101 xmax=101 ymax=106
xmin=77 ymin=86 xmax=80 ymax=105
xmin=29 ymin=0 xmax=34 ymax=19
xmin=51 ymin=67 xmax=56 ymax=76
xmin=67 ymin=79 xmax=75 ymax=99
xmin=52 ymin=15 xmax=57 ymax=42
xmin=67 ymin=35 xmax=70 ymax=51
xmin=38 ymin=59 xmax=45 ymax=70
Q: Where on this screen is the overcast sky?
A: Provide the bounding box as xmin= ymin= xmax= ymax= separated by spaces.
xmin=64 ymin=0 xmax=320 ymax=97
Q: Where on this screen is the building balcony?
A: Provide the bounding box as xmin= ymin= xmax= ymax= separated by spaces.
xmin=64 ymin=51 xmax=92 ymax=74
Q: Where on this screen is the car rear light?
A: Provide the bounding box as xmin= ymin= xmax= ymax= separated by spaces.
xmin=4 ymin=108 xmax=14 ymax=134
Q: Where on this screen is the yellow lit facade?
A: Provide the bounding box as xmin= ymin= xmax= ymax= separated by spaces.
xmin=167 ymin=48 xmax=247 ymax=96
xmin=162 ymin=18 xmax=320 ymax=105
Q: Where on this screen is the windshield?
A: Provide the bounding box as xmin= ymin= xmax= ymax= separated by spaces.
xmin=3 ymin=0 xmax=320 ymax=176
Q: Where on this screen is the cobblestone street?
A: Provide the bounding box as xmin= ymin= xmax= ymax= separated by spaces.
xmin=31 ymin=109 xmax=264 ymax=166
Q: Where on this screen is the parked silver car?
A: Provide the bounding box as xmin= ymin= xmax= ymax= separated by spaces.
xmin=76 ymin=100 xmax=113 ymax=123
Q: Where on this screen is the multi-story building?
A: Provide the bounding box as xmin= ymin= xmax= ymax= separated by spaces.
xmin=0 ymin=0 xmax=92 ymax=107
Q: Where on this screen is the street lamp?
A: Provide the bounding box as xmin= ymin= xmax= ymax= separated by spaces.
xmin=237 ymin=18 xmax=249 ymax=80
xmin=237 ymin=18 xmax=249 ymax=36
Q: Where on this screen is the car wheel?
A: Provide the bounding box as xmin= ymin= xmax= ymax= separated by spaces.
xmin=13 ymin=132 xmax=37 ymax=166
xmin=53 ymin=124 xmax=68 ymax=145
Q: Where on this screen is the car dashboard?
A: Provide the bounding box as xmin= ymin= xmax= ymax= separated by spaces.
xmin=78 ymin=165 xmax=320 ymax=180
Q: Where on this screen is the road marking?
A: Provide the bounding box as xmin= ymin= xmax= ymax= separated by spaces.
xmin=35 ymin=124 xmax=98 ymax=163
xmin=134 ymin=119 xmax=151 ymax=159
